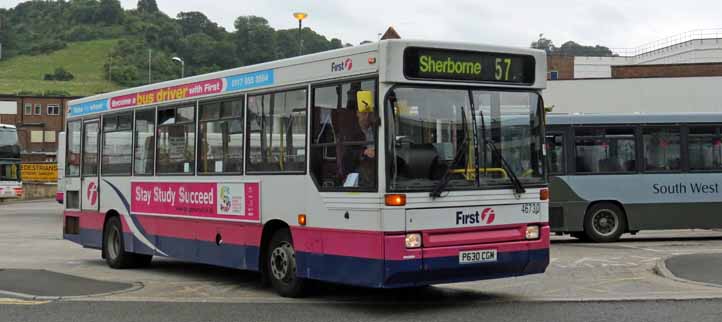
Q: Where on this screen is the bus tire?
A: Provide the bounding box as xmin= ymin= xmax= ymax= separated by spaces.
xmin=583 ymin=203 xmax=627 ymax=243
xmin=267 ymin=228 xmax=306 ymax=297
xmin=103 ymin=216 xmax=152 ymax=269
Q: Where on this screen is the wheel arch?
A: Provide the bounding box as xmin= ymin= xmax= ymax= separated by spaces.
xmin=259 ymin=219 xmax=291 ymax=282
xmin=101 ymin=209 xmax=122 ymax=259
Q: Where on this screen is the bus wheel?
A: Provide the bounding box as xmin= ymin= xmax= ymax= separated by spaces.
xmin=103 ymin=216 xmax=152 ymax=269
xmin=267 ymin=228 xmax=306 ymax=297
xmin=583 ymin=203 xmax=627 ymax=243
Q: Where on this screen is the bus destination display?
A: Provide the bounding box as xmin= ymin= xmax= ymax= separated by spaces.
xmin=404 ymin=47 xmax=535 ymax=84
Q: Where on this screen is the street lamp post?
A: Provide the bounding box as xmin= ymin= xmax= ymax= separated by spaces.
xmin=293 ymin=12 xmax=308 ymax=56
xmin=172 ymin=57 xmax=184 ymax=79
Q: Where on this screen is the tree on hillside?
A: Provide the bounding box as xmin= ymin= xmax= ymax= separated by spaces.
xmin=67 ymin=0 xmax=100 ymax=24
xmin=177 ymin=33 xmax=238 ymax=73
xmin=137 ymin=0 xmax=159 ymax=14
xmin=97 ymin=0 xmax=123 ymax=25
xmin=234 ymin=16 xmax=275 ymax=65
xmin=0 ymin=9 xmax=13 ymax=57
xmin=273 ymin=28 xmax=344 ymax=59
xmin=556 ymin=41 xmax=614 ymax=56
xmin=2 ymin=1 xmax=348 ymax=90
xmin=177 ymin=11 xmax=223 ymax=40
xmin=531 ymin=34 xmax=615 ymax=57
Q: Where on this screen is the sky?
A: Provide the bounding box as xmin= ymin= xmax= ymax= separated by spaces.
xmin=3 ymin=0 xmax=722 ymax=49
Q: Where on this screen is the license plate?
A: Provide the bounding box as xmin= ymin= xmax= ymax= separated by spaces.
xmin=459 ymin=249 xmax=497 ymax=264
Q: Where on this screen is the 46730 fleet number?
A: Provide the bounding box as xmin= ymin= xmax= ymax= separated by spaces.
xmin=521 ymin=203 xmax=541 ymax=215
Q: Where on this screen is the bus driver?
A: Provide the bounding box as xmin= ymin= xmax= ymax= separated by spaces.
xmin=343 ymin=90 xmax=376 ymax=188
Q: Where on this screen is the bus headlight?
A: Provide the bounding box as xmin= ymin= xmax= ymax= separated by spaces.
xmin=405 ymin=233 xmax=422 ymax=248
xmin=525 ymin=225 xmax=540 ymax=240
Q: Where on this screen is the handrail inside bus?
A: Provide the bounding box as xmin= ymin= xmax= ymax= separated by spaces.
xmin=450 ymin=167 xmax=507 ymax=180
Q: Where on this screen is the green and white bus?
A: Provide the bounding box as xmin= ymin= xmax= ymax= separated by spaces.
xmin=546 ymin=113 xmax=722 ymax=242
xmin=0 ymin=124 xmax=22 ymax=200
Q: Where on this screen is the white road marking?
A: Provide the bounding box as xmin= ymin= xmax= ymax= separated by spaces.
xmin=0 ymin=298 xmax=49 ymax=305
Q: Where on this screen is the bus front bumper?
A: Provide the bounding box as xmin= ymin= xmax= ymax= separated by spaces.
xmin=382 ymin=225 xmax=550 ymax=287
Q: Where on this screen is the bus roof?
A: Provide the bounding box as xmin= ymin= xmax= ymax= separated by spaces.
xmin=547 ymin=112 xmax=722 ymax=125
xmin=0 ymin=124 xmax=17 ymax=130
xmin=67 ymin=39 xmax=546 ymax=119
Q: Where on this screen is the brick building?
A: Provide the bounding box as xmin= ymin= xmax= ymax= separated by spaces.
xmin=544 ymin=29 xmax=722 ymax=113
xmin=0 ymin=94 xmax=80 ymax=162
xmin=546 ymin=55 xmax=574 ymax=80
xmin=611 ymin=62 xmax=722 ymax=78
xmin=548 ymin=29 xmax=722 ymax=80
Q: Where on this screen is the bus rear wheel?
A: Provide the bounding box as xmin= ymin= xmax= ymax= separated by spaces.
xmin=103 ymin=216 xmax=152 ymax=269
xmin=583 ymin=203 xmax=627 ymax=243
xmin=266 ymin=228 xmax=306 ymax=298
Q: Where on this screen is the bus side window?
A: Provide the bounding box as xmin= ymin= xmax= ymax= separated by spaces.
xmin=246 ymin=89 xmax=307 ymax=173
xmin=689 ymin=126 xmax=722 ymax=171
xmin=156 ymin=105 xmax=196 ymax=175
xmin=102 ymin=112 xmax=133 ymax=175
xmin=574 ymin=127 xmax=636 ymax=174
xmin=198 ymin=98 xmax=244 ymax=174
xmin=310 ymin=79 xmax=378 ymax=190
xmin=134 ymin=109 xmax=155 ymax=175
xmin=643 ymin=127 xmax=681 ymax=172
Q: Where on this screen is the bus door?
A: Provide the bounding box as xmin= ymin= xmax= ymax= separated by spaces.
xmin=64 ymin=122 xmax=81 ymax=211
xmin=81 ymin=120 xmax=100 ymax=215
xmin=79 ymin=120 xmax=101 ymax=247
xmin=545 ymin=128 xmax=571 ymax=231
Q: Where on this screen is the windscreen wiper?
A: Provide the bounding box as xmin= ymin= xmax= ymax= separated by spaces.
xmin=430 ymin=106 xmax=469 ymax=199
xmin=468 ymin=102 xmax=481 ymax=186
xmin=486 ymin=139 xmax=526 ymax=195
xmin=478 ymin=110 xmax=525 ymax=195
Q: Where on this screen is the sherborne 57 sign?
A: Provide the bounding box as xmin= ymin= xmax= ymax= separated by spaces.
xmin=403 ymin=47 xmax=535 ymax=84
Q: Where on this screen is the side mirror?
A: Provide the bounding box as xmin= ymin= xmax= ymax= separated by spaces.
xmin=356 ymin=91 xmax=375 ymax=113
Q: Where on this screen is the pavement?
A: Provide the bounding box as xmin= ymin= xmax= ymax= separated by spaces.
xmin=662 ymin=253 xmax=722 ymax=287
xmin=2 ymin=200 xmax=722 ymax=305
xmin=3 ymin=299 xmax=722 ymax=322
xmin=0 ymin=269 xmax=134 ymax=298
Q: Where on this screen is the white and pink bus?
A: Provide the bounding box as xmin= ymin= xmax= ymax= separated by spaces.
xmin=57 ymin=131 xmax=66 ymax=203
xmin=62 ymin=40 xmax=550 ymax=297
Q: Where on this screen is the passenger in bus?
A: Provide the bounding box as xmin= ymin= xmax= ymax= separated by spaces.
xmin=342 ymin=87 xmax=377 ymax=188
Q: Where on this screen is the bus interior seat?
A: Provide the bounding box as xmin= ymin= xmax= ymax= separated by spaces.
xmin=623 ymin=159 xmax=636 ymax=171
xmin=396 ymin=143 xmax=440 ymax=179
xmin=598 ymin=158 xmax=622 ymax=172
xmin=575 ymin=156 xmax=590 ymax=173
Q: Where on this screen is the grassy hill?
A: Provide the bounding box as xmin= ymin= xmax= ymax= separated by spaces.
xmin=0 ymin=39 xmax=123 ymax=97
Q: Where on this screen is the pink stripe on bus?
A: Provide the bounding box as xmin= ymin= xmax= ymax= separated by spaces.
xmin=291 ymin=227 xmax=386 ymax=259
xmin=421 ymin=226 xmax=550 ymax=259
xmin=384 ymin=234 xmax=423 ymax=260
xmin=419 ymin=222 xmax=550 ymax=235
xmin=135 ymin=215 xmax=261 ymax=246
xmin=64 ymin=210 xmax=549 ymax=260
xmin=64 ymin=210 xmax=105 ymax=230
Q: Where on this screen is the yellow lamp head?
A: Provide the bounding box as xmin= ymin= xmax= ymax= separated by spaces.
xmin=293 ymin=12 xmax=308 ymax=21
